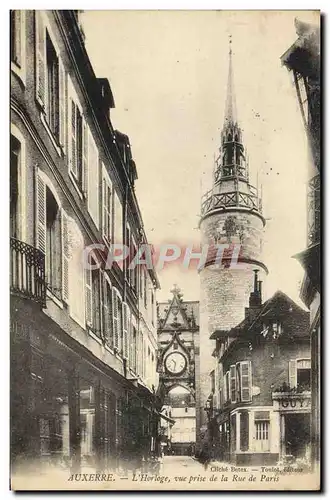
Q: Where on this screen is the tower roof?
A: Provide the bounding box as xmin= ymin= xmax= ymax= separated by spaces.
xmin=224 ymin=37 xmax=238 ymax=126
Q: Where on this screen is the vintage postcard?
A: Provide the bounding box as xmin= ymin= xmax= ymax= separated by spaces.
xmin=10 ymin=9 xmax=320 ymax=491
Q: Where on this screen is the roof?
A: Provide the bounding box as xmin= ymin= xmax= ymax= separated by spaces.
xmin=158 ymin=288 xmax=199 ymax=330
xmin=217 ymin=290 xmax=310 ymax=359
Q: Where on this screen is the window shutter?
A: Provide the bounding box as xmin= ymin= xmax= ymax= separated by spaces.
xmin=230 ymin=365 xmax=236 ymax=403
xmin=122 ymin=303 xmax=129 ymax=359
xmin=59 ymin=60 xmax=67 ymax=153
xmin=85 ymin=267 xmax=92 ymax=327
xmin=61 ymin=210 xmax=70 ymax=304
xmin=68 ymin=220 xmax=85 ymax=327
xmin=102 ymin=173 xmax=107 ymax=242
xmin=114 ymin=191 xmax=122 ymax=245
xmin=223 ymin=371 xmax=227 ymax=402
xmin=289 ymin=360 xmax=297 ymax=389
xmin=69 ymin=99 xmax=77 ymax=176
xmin=240 ymin=361 xmax=252 ymax=402
xmin=87 ymin=131 xmax=100 ymax=228
xmin=35 ymin=170 xmax=46 ymax=254
xmin=103 ymin=275 xmax=113 ymax=347
xmin=35 ymin=11 xmax=46 ymax=107
xmin=82 ymin=120 xmax=88 ymax=195
xmin=112 ymin=288 xmax=119 ymax=349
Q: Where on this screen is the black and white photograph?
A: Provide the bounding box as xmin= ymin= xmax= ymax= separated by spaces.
xmin=9 ymin=9 xmax=320 ymax=490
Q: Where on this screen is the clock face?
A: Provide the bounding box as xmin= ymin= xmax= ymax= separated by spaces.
xmin=165 ymin=352 xmax=187 ymax=375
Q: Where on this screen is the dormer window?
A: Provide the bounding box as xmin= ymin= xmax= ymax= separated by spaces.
xmin=271 ymin=321 xmax=282 ymax=339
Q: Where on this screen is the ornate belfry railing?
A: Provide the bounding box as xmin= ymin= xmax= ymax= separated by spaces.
xmin=201 ymin=189 xmax=261 ymax=217
xmin=10 ymin=237 xmax=46 ymax=307
xmin=307 ymin=174 xmax=320 ymax=247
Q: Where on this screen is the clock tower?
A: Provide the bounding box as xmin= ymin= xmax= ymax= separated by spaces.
xmin=197 ymin=40 xmax=268 ymax=451
xmin=157 ymin=286 xmax=199 ymax=455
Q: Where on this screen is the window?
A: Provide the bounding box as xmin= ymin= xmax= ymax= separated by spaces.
xmin=289 ymin=359 xmax=311 ymax=390
xmin=255 ymin=420 xmax=270 ymax=452
xmin=122 ymin=303 xmax=130 ymax=359
xmin=271 ymin=321 xmax=282 ymax=339
xmin=11 ymin=10 xmax=23 ymax=67
xmin=112 ymin=288 xmax=122 ymax=351
xmin=70 ymin=100 xmax=83 ymax=186
xmin=240 ymin=361 xmax=252 ymax=402
xmin=103 ymin=276 xmax=113 ymax=348
xmin=46 ymin=32 xmax=59 ymax=139
xmin=35 ymin=13 xmax=66 ymax=150
xmin=224 ymin=371 xmax=230 ymax=402
xmin=68 ymin=219 xmax=85 ymax=327
xmin=114 ymin=191 xmax=122 ymax=245
xmin=85 ymin=258 xmax=102 ymax=336
xmin=10 ymin=136 xmax=20 ymax=239
xmin=45 ymin=187 xmax=61 ymax=298
xmin=230 ymin=365 xmax=236 ymax=403
xmin=130 ymin=325 xmax=137 ymax=373
xmin=102 ymin=168 xmax=112 ymax=244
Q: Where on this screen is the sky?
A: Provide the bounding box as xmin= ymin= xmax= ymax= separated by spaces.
xmin=81 ymin=10 xmax=319 ymax=305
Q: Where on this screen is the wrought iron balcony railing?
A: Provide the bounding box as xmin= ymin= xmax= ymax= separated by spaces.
xmin=10 ymin=237 xmax=46 ymax=307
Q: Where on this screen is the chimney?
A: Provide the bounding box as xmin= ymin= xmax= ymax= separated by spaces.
xmin=258 ymin=280 xmax=262 ymax=303
xmin=246 ymin=271 xmax=262 ymax=319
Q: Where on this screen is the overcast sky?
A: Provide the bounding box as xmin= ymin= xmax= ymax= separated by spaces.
xmin=81 ymin=10 xmax=319 ymax=305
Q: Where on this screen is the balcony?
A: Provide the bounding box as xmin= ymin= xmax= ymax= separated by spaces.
xmin=10 ymin=237 xmax=46 ymax=307
xmin=201 ymin=187 xmax=262 ymax=218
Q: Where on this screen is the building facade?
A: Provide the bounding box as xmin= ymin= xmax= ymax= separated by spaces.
xmin=281 ymin=17 xmax=321 ymax=468
xmin=157 ymin=286 xmax=199 ymax=455
xmin=197 ymin=43 xmax=267 ymax=451
xmin=10 ymin=10 xmax=160 ymax=474
xmin=210 ymin=277 xmax=311 ymax=466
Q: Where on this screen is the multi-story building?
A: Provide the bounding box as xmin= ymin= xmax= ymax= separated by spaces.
xmin=281 ymin=17 xmax=320 ymax=468
xmin=157 ymin=286 xmax=199 ymax=455
xmin=10 ymin=10 xmax=159 ymax=474
xmin=209 ymin=273 xmax=310 ymax=465
xmin=198 ymin=42 xmax=267 ymax=452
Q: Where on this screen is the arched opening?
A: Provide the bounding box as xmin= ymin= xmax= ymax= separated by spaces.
xmin=161 ymin=385 xmax=196 ymax=456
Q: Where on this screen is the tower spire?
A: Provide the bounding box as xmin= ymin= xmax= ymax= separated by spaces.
xmin=224 ymin=35 xmax=237 ymax=126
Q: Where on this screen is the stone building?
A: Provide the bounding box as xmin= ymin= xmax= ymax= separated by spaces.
xmin=281 ymin=17 xmax=320 ymax=468
xmin=209 ymin=274 xmax=311 ymax=466
xmin=198 ymin=42 xmax=267 ymax=451
xmin=157 ymin=286 xmax=199 ymax=455
xmin=10 ymin=10 xmax=159 ymax=473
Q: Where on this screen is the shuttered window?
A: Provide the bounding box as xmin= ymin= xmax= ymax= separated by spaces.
xmin=130 ymin=322 xmax=137 ymax=373
xmin=122 ymin=303 xmax=130 ymax=359
xmin=59 ymin=61 xmax=67 ymax=152
xmin=11 ymin=11 xmax=24 ymax=68
xmin=35 ymin=11 xmax=46 ymax=107
xmin=114 ymin=191 xmax=122 ymax=245
xmin=103 ymin=275 xmax=113 ymax=348
xmin=87 ymin=131 xmax=100 ymax=228
xmin=35 ymin=170 xmax=47 ymax=254
xmin=61 ymin=209 xmax=69 ymax=303
xmin=102 ymin=164 xmax=112 ymax=244
xmin=68 ymin=220 xmax=85 ymax=327
xmin=240 ymin=361 xmax=252 ymax=402
xmin=230 ymin=365 xmax=236 ymax=403
xmin=112 ymin=288 xmax=122 ymax=351
xmin=289 ymin=359 xmax=297 ymax=389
